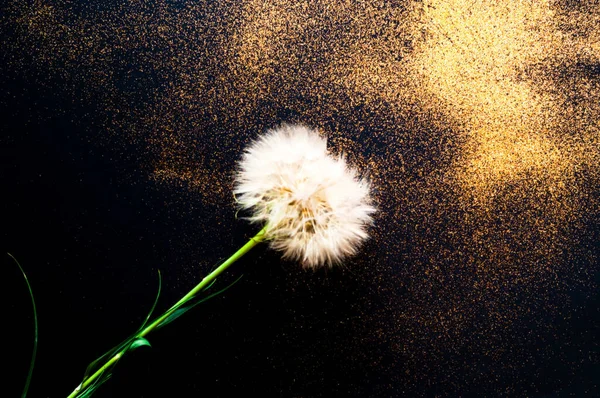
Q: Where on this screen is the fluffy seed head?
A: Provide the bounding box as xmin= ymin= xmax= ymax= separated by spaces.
xmin=234 ymin=124 xmax=376 ymax=269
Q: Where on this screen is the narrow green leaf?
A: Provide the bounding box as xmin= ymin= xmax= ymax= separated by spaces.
xmin=138 ymin=270 xmax=162 ymax=331
xmin=81 ymin=270 xmax=162 ymax=387
xmin=9 ymin=253 xmax=38 ymax=398
xmin=82 ymin=335 xmax=130 ymax=381
xmin=203 ymin=277 xmax=218 ymax=291
xmin=129 ymin=337 xmax=151 ymax=350
xmin=75 ymin=374 xmax=113 ymax=398
xmin=156 ymin=274 xmax=244 ymax=329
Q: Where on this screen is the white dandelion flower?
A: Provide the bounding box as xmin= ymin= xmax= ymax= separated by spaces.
xmin=234 ymin=124 xmax=376 ymax=269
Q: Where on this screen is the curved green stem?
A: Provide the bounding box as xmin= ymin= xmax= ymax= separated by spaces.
xmin=66 ymin=227 xmax=267 ymax=398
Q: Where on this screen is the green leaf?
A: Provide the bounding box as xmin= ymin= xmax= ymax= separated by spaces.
xmin=74 ymin=374 xmax=113 ymax=398
xmin=129 ymin=337 xmax=151 ymax=350
xmin=138 ymin=270 xmax=162 ymax=331
xmin=156 ymin=274 xmax=244 ymax=329
xmin=9 ymin=253 xmax=38 ymax=398
xmin=79 ymin=270 xmax=162 ymax=396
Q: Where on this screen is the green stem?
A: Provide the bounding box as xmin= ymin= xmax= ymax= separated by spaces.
xmin=66 ymin=227 xmax=267 ymax=398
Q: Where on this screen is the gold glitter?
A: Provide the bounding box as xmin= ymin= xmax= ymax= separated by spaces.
xmin=408 ymin=1 xmax=563 ymax=193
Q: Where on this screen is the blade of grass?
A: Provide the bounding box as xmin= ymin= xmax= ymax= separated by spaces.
xmin=9 ymin=253 xmax=38 ymax=398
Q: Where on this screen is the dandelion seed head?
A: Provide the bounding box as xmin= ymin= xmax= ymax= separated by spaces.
xmin=234 ymin=124 xmax=375 ymax=269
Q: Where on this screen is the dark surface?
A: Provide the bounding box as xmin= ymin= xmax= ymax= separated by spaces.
xmin=2 ymin=1 xmax=599 ymax=397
